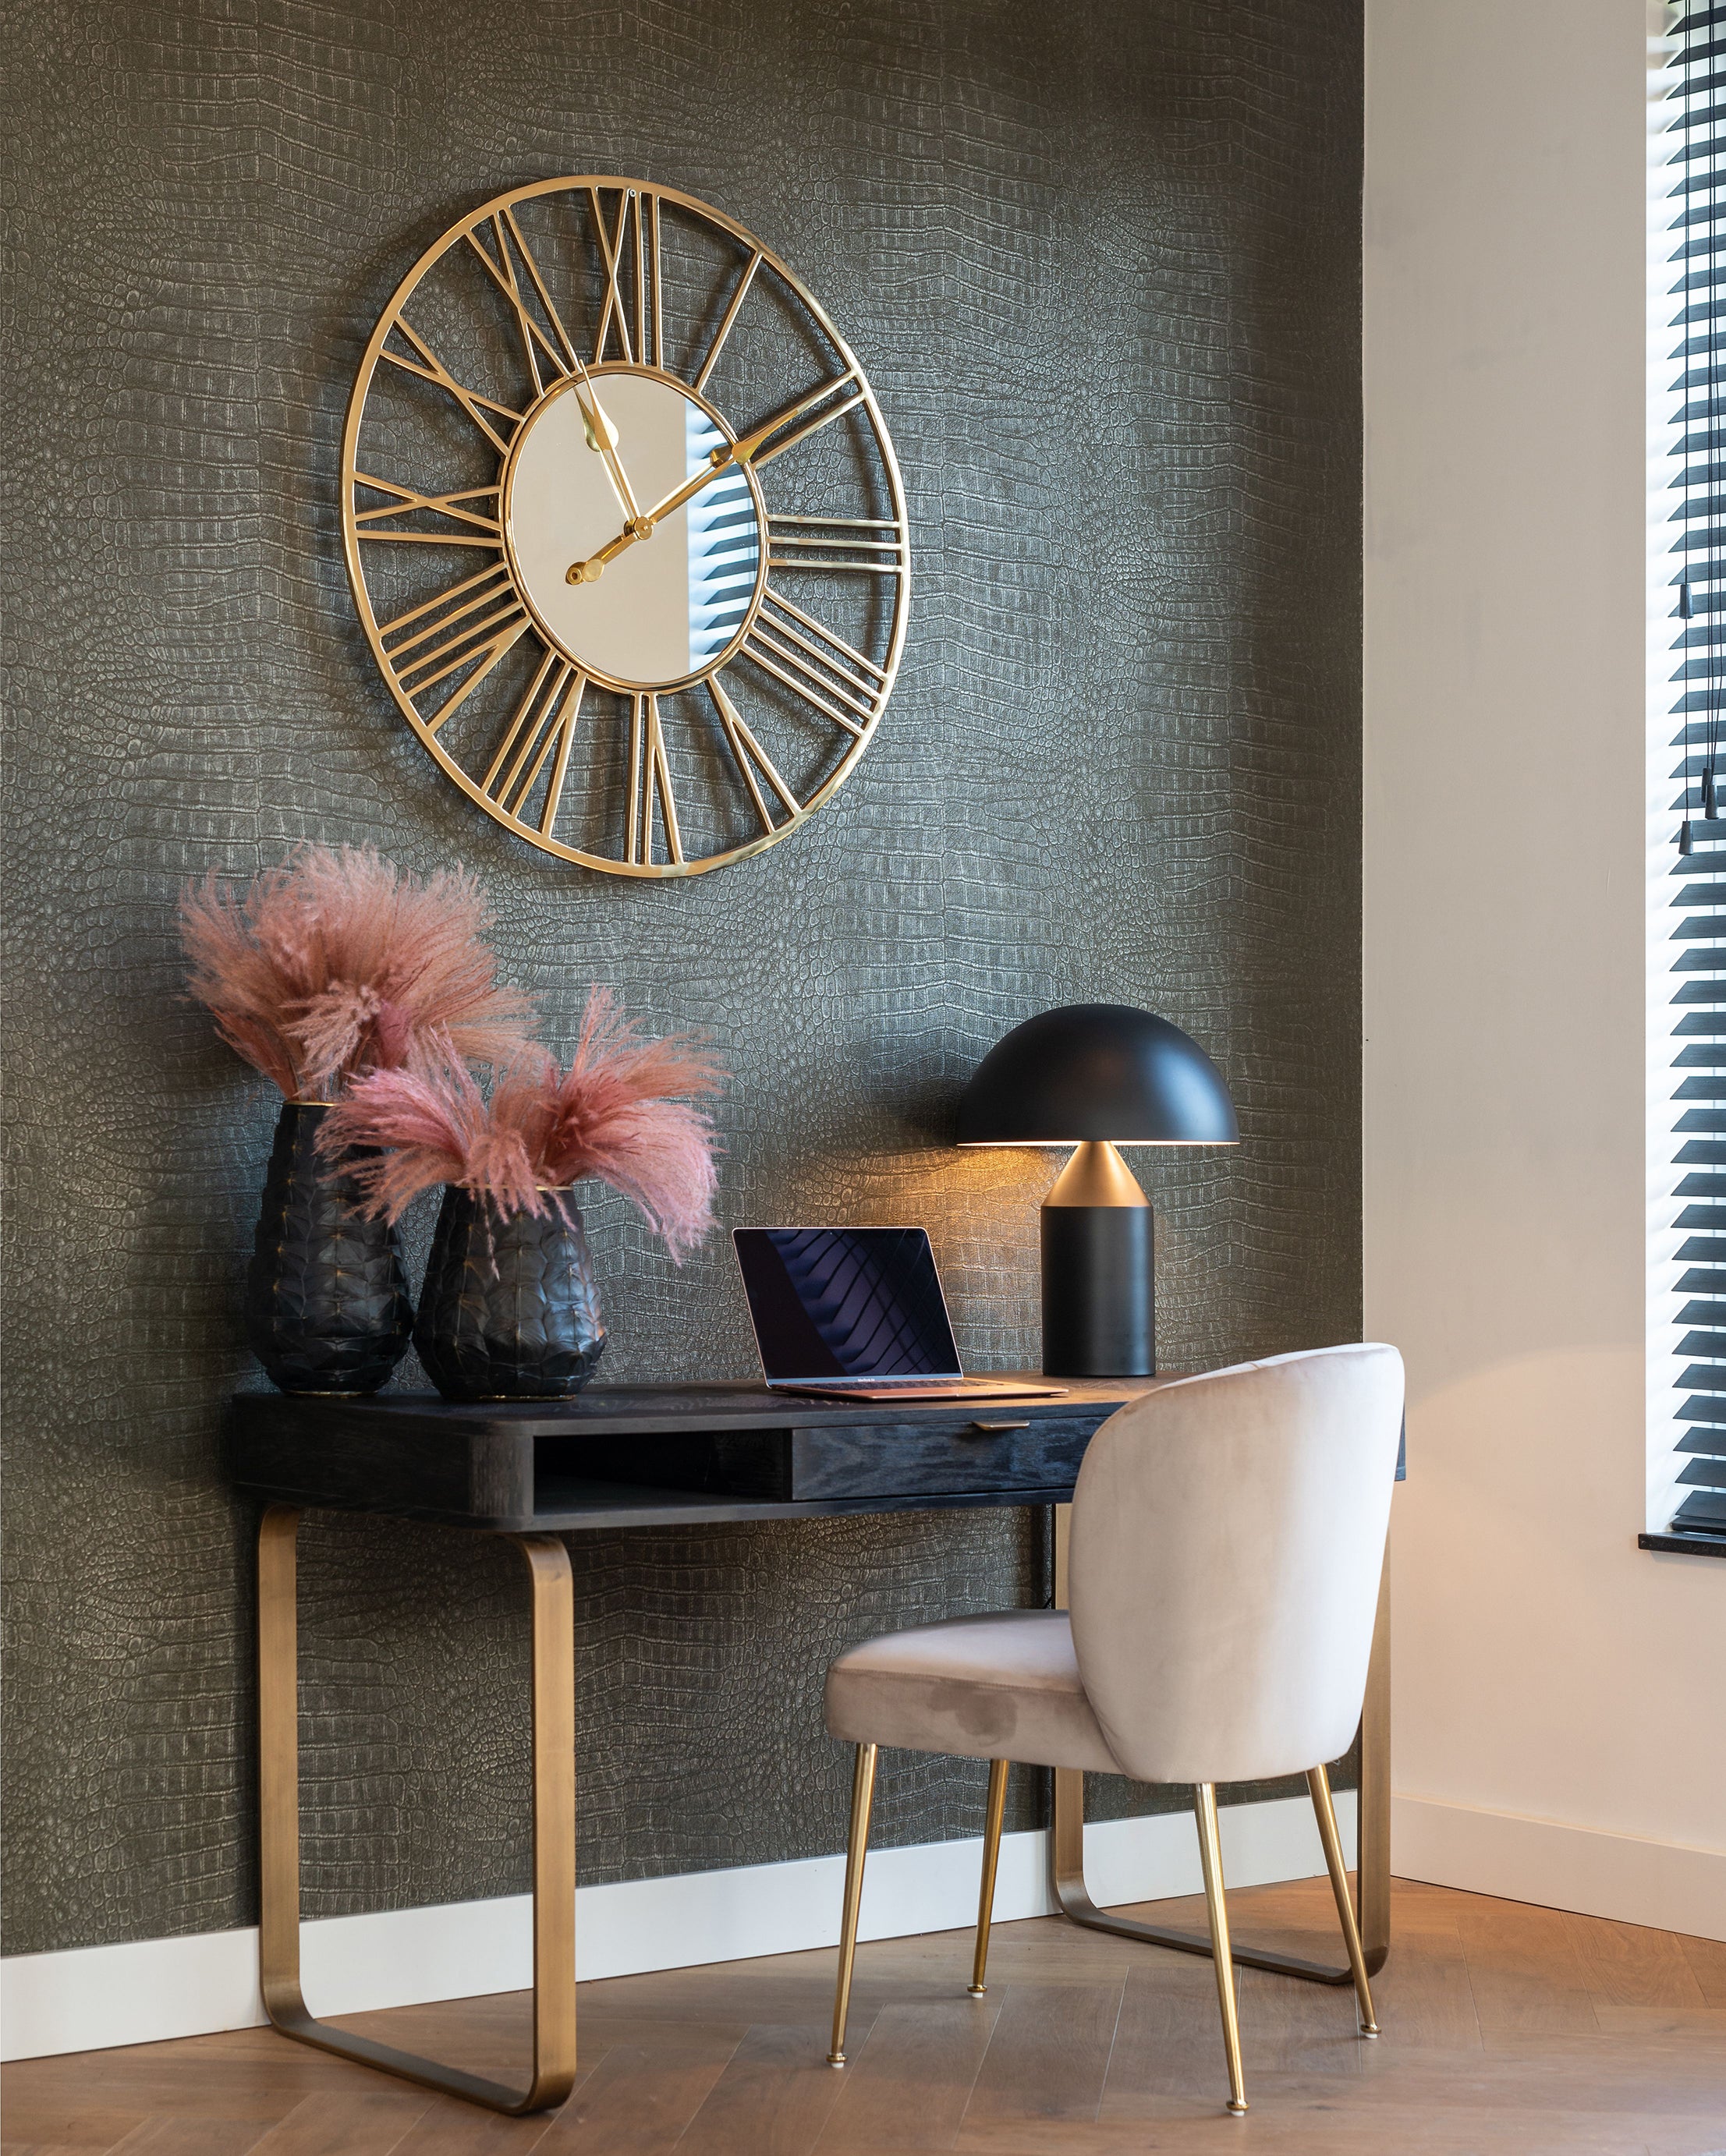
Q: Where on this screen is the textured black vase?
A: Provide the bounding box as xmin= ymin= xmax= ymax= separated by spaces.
xmin=245 ymin=1100 xmax=413 ymax=1395
xmin=416 ymin=1188 xmax=607 ymax=1402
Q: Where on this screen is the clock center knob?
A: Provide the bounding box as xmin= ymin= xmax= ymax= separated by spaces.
xmin=501 ymin=370 xmax=762 ymax=691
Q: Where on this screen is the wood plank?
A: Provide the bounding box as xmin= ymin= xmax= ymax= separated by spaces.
xmin=815 ymin=2000 xmax=998 ymax=2153
xmin=897 ymin=1916 xmax=1139 ymax=1989
xmin=1233 ymin=1958 xmax=1368 ymax=2079
xmin=247 ymin=2091 xmax=432 ymax=2155
xmin=1354 ymin=1889 xmax=1481 ymax=2052
xmin=1452 ymin=1892 xmax=1602 ymax=2037
xmin=577 ymin=1945 xmax=947 ymax=2031
xmin=677 ymin=2023 xmax=850 ymax=2155
xmin=955 ymin=2119 xmax=1673 ymax=2156
xmin=1562 ymin=1912 xmax=1709 ymax=2008
xmin=106 ymin=2124 xmax=274 ymax=2156
xmin=560 ymin=2014 xmax=747 ymax=2060
xmin=1680 ymin=1929 xmax=1726 ymax=2006
xmin=385 ymin=2089 xmax=569 ymax=2156
xmin=1095 ymin=1952 xmax=1237 ymax=2112
xmin=390 ymin=2069 xmax=612 ymax=2156
xmin=960 ymin=1981 xmax=1123 ymax=2129
xmin=2 ymin=2145 xmax=140 ymax=2156
xmin=530 ymin=2047 xmax=732 ymax=2154
xmin=1646 ymin=2122 xmax=1726 ymax=2156
xmin=1357 ymin=2031 xmax=1726 ymax=2112
xmin=1593 ymin=2002 xmax=1726 ymax=2047
xmin=5 ymin=2060 xmax=359 ymax=2124
xmin=0 ymin=2110 xmax=147 ymax=2154
xmin=139 ymin=2030 xmax=407 ymax=2069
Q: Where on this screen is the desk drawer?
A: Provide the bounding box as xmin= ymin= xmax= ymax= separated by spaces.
xmin=789 ymin=1417 xmax=1100 ymax=1499
xmin=556 ymin=1412 xmax=1108 ymax=1504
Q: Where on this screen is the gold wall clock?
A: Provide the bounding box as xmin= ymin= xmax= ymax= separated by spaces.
xmin=341 ymin=177 xmax=911 ymax=876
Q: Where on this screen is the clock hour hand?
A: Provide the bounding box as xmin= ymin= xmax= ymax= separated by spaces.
xmin=566 ymin=373 xmax=861 ymax=586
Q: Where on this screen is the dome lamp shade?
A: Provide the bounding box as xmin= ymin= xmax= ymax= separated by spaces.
xmin=955 ymin=1004 xmax=1239 ymax=1148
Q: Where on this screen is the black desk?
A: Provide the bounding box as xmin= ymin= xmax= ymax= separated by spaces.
xmin=229 ymin=1378 xmax=1391 ymax=2115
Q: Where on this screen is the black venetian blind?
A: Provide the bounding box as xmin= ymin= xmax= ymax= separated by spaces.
xmin=1666 ymin=1 xmax=1726 ymax=1539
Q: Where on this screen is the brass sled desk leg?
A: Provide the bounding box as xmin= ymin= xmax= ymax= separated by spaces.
xmin=257 ymin=1504 xmax=577 ymax=2112
xmin=1048 ymin=1503 xmax=1391 ymax=1985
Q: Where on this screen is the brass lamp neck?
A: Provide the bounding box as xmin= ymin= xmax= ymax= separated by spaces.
xmin=1043 ymin=1139 xmax=1149 ymax=1209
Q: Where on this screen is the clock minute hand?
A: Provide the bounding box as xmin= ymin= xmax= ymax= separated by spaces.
xmin=565 ymin=373 xmax=863 ymax=586
xmin=566 ymin=356 xmax=642 ymax=526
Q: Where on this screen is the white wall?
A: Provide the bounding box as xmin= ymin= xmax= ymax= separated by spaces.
xmin=1365 ymin=0 xmax=1726 ymax=1937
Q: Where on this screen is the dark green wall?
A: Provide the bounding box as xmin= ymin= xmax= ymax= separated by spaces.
xmin=0 ymin=0 xmax=1362 ymax=1956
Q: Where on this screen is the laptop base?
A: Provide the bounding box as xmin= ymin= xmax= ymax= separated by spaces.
xmin=771 ymin=1379 xmax=1069 ymax=1403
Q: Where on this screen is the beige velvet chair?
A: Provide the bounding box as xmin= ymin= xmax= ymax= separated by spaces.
xmin=822 ymin=1344 xmax=1404 ymax=2115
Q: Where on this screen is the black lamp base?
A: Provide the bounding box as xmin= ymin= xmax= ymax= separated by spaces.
xmin=1040 ymin=1203 xmax=1155 ymax=1376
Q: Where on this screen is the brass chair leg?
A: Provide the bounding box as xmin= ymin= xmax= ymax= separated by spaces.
xmin=1308 ymin=1763 xmax=1380 ymax=2037
xmin=968 ymin=1758 xmax=1009 ymax=1996
xmin=1193 ymin=1783 xmax=1249 ymax=2116
xmin=828 ymin=1742 xmax=878 ymax=2066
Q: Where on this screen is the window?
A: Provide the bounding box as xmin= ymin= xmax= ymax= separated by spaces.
xmin=1651 ymin=1 xmax=1726 ymax=1542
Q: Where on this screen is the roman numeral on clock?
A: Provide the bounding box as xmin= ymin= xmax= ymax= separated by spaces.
xmin=590 ymin=186 xmax=638 ymax=366
xmin=709 ymin=674 xmax=804 ymax=834
xmin=693 ymin=251 xmax=761 ymax=394
xmin=480 ymin=654 xmax=587 ymax=833
xmin=378 ymin=565 xmax=531 ymax=733
xmin=465 ymin=208 xmax=583 ymax=399
xmin=352 ymin=474 xmax=502 ymax=547
xmin=766 ymin=516 xmax=904 ymax=576
xmin=378 ymin=318 xmax=524 ymax=457
xmin=737 ymin=591 xmax=888 ymax=737
xmin=626 ymin=694 xmax=684 ymax=866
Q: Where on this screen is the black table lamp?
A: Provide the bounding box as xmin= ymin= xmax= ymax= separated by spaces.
xmin=955 ymin=1004 xmax=1239 ymax=1376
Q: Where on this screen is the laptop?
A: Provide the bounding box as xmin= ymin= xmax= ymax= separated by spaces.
xmin=732 ymin=1226 xmax=1068 ymax=1402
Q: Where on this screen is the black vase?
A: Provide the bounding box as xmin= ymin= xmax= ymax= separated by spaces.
xmin=415 ymin=1188 xmax=607 ymax=1402
xmin=245 ymin=1100 xmax=413 ymax=1396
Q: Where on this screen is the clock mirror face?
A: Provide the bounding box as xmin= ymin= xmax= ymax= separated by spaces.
xmin=341 ymin=179 xmax=909 ymax=876
xmin=502 ymin=370 xmax=763 ymax=692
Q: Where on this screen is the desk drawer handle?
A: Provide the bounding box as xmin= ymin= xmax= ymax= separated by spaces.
xmin=968 ymin=1420 xmax=1030 ymax=1433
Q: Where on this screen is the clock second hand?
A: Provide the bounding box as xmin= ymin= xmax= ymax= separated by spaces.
xmin=566 ymin=373 xmax=858 ymax=586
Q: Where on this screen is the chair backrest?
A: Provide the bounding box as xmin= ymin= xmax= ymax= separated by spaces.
xmin=1066 ymin=1344 xmax=1403 ymax=1787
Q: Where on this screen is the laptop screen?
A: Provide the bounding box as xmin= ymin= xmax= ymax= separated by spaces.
xmin=732 ymin=1227 xmax=964 ymax=1383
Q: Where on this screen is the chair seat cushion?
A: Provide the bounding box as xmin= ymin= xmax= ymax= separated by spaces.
xmin=824 ymin=1609 xmax=1125 ymax=1772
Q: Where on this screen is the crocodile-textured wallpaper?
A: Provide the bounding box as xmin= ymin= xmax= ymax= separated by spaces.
xmin=0 ymin=0 xmax=1363 ymax=1956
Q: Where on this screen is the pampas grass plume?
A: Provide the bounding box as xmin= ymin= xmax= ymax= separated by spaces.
xmin=179 ymin=844 xmax=535 ymax=1097
xmin=326 ymin=990 xmax=726 ymax=1262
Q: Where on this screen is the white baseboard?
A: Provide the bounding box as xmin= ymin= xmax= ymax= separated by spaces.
xmin=0 ymin=1790 xmax=1349 ymax=2064
xmin=1391 ymin=1793 xmax=1726 ymax=1942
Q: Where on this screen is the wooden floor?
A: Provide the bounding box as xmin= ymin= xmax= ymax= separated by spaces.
xmin=6 ymin=1878 xmax=1725 ymax=2154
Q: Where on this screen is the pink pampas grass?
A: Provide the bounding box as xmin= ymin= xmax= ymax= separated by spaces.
xmin=179 ymin=845 xmax=534 ymax=1099
xmin=324 ymin=989 xmax=726 ymax=1261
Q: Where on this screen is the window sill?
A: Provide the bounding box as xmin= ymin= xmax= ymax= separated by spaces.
xmin=1638 ymin=1531 xmax=1726 ymax=1560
